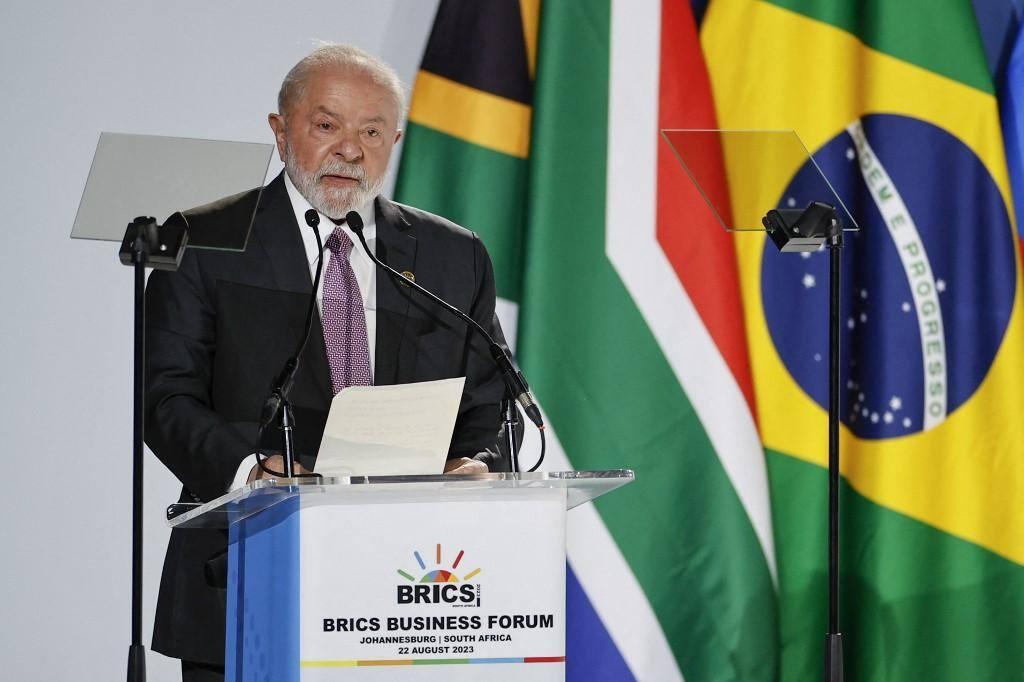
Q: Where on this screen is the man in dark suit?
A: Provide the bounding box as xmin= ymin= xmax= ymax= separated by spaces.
xmin=144 ymin=44 xmax=509 ymax=681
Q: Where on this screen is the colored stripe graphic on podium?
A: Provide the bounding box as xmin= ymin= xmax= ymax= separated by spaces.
xmin=300 ymin=656 xmax=566 ymax=667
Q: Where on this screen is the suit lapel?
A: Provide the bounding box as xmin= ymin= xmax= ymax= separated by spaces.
xmin=251 ymin=173 xmax=333 ymax=406
xmin=253 ymin=174 xmax=311 ymax=295
xmin=374 ymin=195 xmax=417 ymax=386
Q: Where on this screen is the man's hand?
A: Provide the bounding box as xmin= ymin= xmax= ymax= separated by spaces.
xmin=443 ymin=457 xmax=488 ymax=475
xmin=248 ymin=455 xmax=311 ymax=483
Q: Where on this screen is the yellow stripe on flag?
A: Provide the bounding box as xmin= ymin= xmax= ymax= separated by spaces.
xmin=704 ymin=0 xmax=1024 ymax=564
xmin=520 ymin=0 xmax=541 ymax=78
xmin=407 ymin=70 xmax=532 ymax=159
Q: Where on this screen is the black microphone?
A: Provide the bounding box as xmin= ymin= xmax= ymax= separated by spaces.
xmin=345 ymin=210 xmax=544 ymax=431
xmin=258 ymin=209 xmax=325 ymax=430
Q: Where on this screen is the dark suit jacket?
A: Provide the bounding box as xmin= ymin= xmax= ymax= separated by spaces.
xmin=144 ymin=173 xmax=508 ymax=663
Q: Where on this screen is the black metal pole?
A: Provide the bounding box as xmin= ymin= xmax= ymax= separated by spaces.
xmin=825 ymin=230 xmax=844 ymax=682
xmin=128 ymin=245 xmax=147 ymax=682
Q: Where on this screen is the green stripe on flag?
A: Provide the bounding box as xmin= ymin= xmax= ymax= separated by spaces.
xmin=395 ymin=122 xmax=527 ymax=301
xmin=768 ymin=449 xmax=1024 ymax=681
xmin=520 ymin=1 xmax=777 ymax=678
xmin=764 ymin=0 xmax=993 ymax=93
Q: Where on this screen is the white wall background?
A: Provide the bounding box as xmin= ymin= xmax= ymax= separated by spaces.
xmin=0 ymin=2 xmax=439 ymax=679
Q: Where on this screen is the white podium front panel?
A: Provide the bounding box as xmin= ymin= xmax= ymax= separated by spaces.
xmin=185 ymin=473 xmax=634 ymax=681
xmin=299 ymin=487 xmax=567 ymax=680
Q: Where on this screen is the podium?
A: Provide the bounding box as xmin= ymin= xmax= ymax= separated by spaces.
xmin=168 ymin=470 xmax=634 ymax=681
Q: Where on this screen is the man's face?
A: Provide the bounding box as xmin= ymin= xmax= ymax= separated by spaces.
xmin=269 ymin=66 xmax=402 ymax=219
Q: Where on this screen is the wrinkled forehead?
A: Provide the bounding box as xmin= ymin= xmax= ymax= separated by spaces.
xmin=293 ymin=66 xmax=401 ymax=126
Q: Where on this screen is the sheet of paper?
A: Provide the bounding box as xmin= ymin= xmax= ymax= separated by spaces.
xmin=314 ymin=377 xmax=466 ymax=476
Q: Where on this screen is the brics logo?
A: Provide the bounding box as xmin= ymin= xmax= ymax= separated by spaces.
xmin=396 ymin=544 xmax=482 ymax=607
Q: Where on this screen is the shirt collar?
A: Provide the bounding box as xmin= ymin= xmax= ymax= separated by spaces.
xmin=283 ymin=171 xmax=376 ymax=265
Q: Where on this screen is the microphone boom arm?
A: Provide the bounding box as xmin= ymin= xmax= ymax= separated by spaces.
xmin=345 ymin=210 xmax=545 ymax=471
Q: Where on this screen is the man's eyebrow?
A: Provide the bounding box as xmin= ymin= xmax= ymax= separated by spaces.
xmin=311 ymin=107 xmax=387 ymax=125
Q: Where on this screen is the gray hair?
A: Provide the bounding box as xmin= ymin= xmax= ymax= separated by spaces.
xmin=277 ymin=43 xmax=406 ymax=122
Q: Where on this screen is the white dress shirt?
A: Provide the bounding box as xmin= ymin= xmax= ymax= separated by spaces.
xmin=231 ymin=174 xmax=379 ymax=490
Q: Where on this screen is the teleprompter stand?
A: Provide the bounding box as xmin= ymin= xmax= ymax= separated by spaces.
xmin=124 ymin=217 xmax=185 ymax=682
xmin=763 ymin=203 xmax=846 ymax=682
xmin=661 ymin=129 xmax=859 ymax=682
xmin=72 ymin=133 xmax=273 ymax=681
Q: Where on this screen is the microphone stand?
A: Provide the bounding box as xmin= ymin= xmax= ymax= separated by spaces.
xmin=256 ymin=209 xmax=325 ymax=479
xmin=501 ymin=396 xmax=521 ymax=473
xmin=344 ymin=210 xmax=543 ymax=473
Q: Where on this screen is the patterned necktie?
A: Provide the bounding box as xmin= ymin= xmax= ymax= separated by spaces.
xmin=322 ymin=226 xmax=372 ymax=394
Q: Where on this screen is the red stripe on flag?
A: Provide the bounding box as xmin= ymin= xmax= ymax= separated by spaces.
xmin=655 ymin=0 xmax=758 ymax=420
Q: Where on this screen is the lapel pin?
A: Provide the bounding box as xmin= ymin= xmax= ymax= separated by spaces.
xmin=400 ymin=270 xmax=415 ymax=287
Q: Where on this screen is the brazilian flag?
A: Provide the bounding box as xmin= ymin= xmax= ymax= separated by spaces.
xmin=703 ymin=0 xmax=1024 ymax=679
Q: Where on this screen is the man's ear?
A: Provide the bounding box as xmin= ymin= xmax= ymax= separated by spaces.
xmin=268 ymin=113 xmax=288 ymax=162
xmin=394 ymin=129 xmax=403 ymax=145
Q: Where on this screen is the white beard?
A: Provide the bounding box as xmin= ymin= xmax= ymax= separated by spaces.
xmin=284 ymin=145 xmax=384 ymax=219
